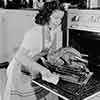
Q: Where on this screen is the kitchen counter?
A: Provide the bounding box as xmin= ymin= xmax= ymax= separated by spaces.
xmin=0 ymin=8 xmax=39 ymax=11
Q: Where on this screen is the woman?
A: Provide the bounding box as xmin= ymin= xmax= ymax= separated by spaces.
xmin=4 ymin=1 xmax=64 ymax=100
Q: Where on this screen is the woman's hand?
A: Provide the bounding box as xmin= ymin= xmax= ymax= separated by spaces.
xmin=21 ymin=64 xmax=40 ymax=79
xmin=30 ymin=61 xmax=60 ymax=85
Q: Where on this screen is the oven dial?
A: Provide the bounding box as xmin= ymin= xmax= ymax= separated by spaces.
xmin=72 ymin=16 xmax=80 ymax=22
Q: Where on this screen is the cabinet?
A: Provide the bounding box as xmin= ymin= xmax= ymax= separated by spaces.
xmin=0 ymin=10 xmax=6 ymax=63
xmin=0 ymin=9 xmax=38 ymax=63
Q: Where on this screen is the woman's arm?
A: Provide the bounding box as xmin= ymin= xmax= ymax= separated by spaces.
xmin=15 ymin=47 xmax=60 ymax=84
xmin=15 ymin=47 xmax=50 ymax=78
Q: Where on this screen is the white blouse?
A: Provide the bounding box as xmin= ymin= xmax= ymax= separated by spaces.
xmin=20 ymin=24 xmax=62 ymax=57
xmin=21 ymin=25 xmax=43 ymax=56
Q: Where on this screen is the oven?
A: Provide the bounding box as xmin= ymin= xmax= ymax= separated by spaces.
xmin=67 ymin=9 xmax=100 ymax=80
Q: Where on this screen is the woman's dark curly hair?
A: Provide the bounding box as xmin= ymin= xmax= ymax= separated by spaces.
xmin=35 ymin=1 xmax=60 ymax=25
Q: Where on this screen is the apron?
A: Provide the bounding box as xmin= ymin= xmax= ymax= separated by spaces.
xmin=3 ymin=25 xmax=62 ymax=100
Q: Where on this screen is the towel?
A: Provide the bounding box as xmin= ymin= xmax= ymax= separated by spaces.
xmin=41 ymin=71 xmax=59 ymax=85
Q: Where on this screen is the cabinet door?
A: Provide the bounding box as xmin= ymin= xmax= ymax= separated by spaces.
xmin=0 ymin=12 xmax=3 ymax=62
xmin=0 ymin=11 xmax=8 ymax=63
xmin=5 ymin=10 xmax=38 ymax=61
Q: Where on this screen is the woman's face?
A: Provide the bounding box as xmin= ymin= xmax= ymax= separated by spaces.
xmin=49 ymin=10 xmax=64 ymax=27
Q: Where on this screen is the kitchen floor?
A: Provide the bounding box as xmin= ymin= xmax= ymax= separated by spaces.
xmin=1 ymin=68 xmax=100 ymax=100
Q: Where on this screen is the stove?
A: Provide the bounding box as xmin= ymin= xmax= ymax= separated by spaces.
xmin=67 ymin=9 xmax=100 ymax=99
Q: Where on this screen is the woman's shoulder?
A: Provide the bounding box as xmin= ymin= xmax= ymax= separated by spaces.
xmin=20 ymin=24 xmax=43 ymax=51
xmin=23 ymin=24 xmax=42 ymax=39
xmin=27 ymin=24 xmax=42 ymax=34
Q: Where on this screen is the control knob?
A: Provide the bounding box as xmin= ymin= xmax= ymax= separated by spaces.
xmin=72 ymin=15 xmax=80 ymax=22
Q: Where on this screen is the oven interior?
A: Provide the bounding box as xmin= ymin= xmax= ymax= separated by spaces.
xmin=69 ymin=29 xmax=100 ymax=80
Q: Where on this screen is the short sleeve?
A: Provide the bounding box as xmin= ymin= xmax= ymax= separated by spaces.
xmin=21 ymin=26 xmax=43 ymax=56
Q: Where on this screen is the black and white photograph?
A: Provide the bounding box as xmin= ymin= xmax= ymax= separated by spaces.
xmin=1 ymin=0 xmax=100 ymax=100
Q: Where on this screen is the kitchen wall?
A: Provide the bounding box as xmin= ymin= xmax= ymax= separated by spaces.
xmin=0 ymin=9 xmax=38 ymax=63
